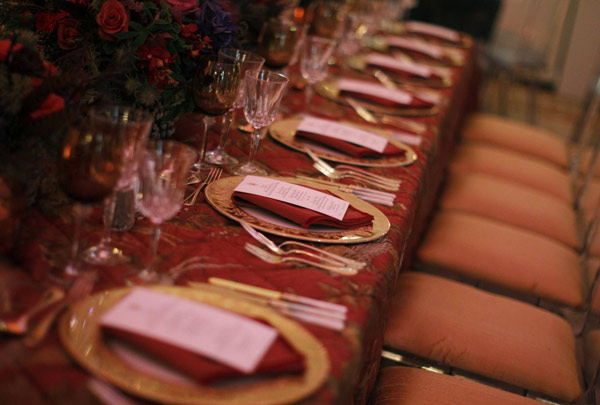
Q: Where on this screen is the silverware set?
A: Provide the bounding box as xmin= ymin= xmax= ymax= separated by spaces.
xmin=189 ymin=278 xmax=347 ymax=331
xmin=345 ymin=95 xmax=428 ymax=135
xmin=305 ymin=146 xmax=401 ymax=192
xmin=184 ymin=166 xmax=224 ymax=206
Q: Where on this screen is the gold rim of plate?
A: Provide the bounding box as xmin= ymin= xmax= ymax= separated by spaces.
xmin=365 ymin=36 xmax=465 ymax=67
xmin=205 ymin=175 xmax=391 ymax=244
xmin=316 ymin=78 xmax=439 ymax=117
xmin=269 ymin=117 xmax=418 ymax=167
xmin=59 ymin=286 xmax=330 ymax=405
xmin=346 ymin=54 xmax=453 ymax=88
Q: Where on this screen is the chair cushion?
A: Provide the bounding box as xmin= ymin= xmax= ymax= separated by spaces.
xmin=440 ymin=172 xmax=579 ymax=249
xmin=384 ymin=272 xmax=581 ymax=402
xmin=449 ymin=143 xmax=572 ymax=202
xmin=372 ymin=366 xmax=540 ymax=405
xmin=461 ymin=113 xmax=568 ymax=168
xmin=417 ymin=210 xmax=583 ymax=307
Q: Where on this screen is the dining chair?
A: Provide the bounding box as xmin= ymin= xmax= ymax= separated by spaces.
xmin=381 ymin=271 xmax=587 ymax=403
xmin=370 ymin=365 xmax=541 ymax=405
xmin=449 ymin=72 xmax=600 ymax=208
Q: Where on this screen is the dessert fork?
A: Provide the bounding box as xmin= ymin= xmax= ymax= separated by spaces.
xmin=305 ymin=147 xmax=401 ymax=191
xmin=239 ymin=219 xmax=366 ymax=270
xmin=245 ymin=243 xmax=358 ymax=276
xmin=183 ymin=166 xmax=223 ymax=206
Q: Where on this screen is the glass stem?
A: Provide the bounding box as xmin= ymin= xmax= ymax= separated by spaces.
xmin=217 ymin=111 xmax=234 ymax=152
xmin=247 ymin=128 xmax=262 ymax=166
xmin=151 ymin=223 xmax=161 ymax=261
xmin=304 ymin=84 xmax=315 ymax=112
xmin=197 ymin=117 xmax=209 ymax=165
xmin=99 ymin=192 xmax=116 ymax=246
xmin=65 ymin=204 xmax=85 ymax=277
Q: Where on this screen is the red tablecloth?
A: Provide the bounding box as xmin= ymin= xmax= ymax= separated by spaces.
xmin=0 ymin=42 xmax=476 ymax=404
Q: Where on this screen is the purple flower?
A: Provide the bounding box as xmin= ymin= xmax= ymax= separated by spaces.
xmin=192 ymin=1 xmax=236 ymax=52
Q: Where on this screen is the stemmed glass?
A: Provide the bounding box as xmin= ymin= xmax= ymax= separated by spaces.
xmin=133 ymin=140 xmax=197 ymax=283
xmin=205 ymin=49 xmax=265 ymax=166
xmin=257 ymin=18 xmax=301 ymax=73
xmin=56 ymin=116 xmax=124 ymax=280
xmin=300 ymin=35 xmax=336 ymax=112
xmin=82 ymin=105 xmax=152 ymax=265
xmin=192 ymin=56 xmax=241 ymax=173
xmin=230 ymin=69 xmax=289 ymax=176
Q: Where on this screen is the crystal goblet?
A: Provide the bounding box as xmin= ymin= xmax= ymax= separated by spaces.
xmin=230 ymin=69 xmax=289 ymax=176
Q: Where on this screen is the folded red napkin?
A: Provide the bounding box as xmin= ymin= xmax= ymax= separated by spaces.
xmin=232 ymin=188 xmax=374 ymax=229
xmin=339 ymin=89 xmax=433 ymax=109
xmin=296 ymin=130 xmax=404 ymax=158
xmin=104 ymin=326 xmax=305 ymax=384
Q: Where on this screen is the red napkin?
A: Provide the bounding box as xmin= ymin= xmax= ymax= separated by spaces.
xmin=296 ymin=130 xmax=405 ymax=158
xmin=232 ymin=188 xmax=374 ymax=229
xmin=104 ymin=326 xmax=305 ymax=384
xmin=339 ymin=89 xmax=433 ymax=109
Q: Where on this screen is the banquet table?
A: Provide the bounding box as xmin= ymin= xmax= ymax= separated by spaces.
xmin=0 ymin=38 xmax=477 ymax=405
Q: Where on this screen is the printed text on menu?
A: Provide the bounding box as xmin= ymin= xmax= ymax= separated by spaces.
xmin=297 ymin=116 xmax=388 ymax=152
xmin=235 ymin=176 xmax=349 ymax=221
xmin=101 ymin=288 xmax=278 ymax=373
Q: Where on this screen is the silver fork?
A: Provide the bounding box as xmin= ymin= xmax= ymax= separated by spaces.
xmin=305 ymin=147 xmax=401 ymax=191
xmin=245 ymin=243 xmax=358 ymax=276
xmin=239 ymin=219 xmax=366 ymax=270
xmin=345 ymin=96 xmax=427 ymax=135
xmin=183 ymin=166 xmax=223 ymax=206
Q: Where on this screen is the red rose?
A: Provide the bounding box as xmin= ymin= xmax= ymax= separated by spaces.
xmin=96 ymin=0 xmax=129 ymax=41
xmin=35 ymin=11 xmax=58 ymax=33
xmin=29 ymin=94 xmax=66 ymax=119
xmin=165 ymin=0 xmax=198 ymax=16
xmin=57 ymin=17 xmax=80 ymax=50
xmin=0 ymin=40 xmax=23 ymax=62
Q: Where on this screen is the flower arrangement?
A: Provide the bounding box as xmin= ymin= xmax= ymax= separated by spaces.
xmin=1 ymin=0 xmax=239 ymax=138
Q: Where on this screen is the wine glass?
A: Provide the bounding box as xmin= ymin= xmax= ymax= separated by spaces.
xmin=230 ymin=69 xmax=289 ymax=176
xmin=56 ymin=116 xmax=124 ymax=280
xmin=300 ymin=35 xmax=336 ymax=112
xmin=133 ymin=140 xmax=197 ymax=283
xmin=205 ymin=49 xmax=265 ymax=166
xmin=257 ymin=18 xmax=301 ymax=72
xmin=192 ymin=56 xmax=241 ymax=174
xmin=82 ymin=105 xmax=153 ymax=265
xmin=309 ymin=0 xmax=347 ymax=40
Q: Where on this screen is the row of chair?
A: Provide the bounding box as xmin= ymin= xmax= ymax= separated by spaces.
xmin=370 ymin=74 xmax=600 ymax=404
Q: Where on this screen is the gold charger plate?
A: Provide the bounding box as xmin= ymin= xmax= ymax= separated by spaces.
xmin=365 ymin=36 xmax=465 ymax=67
xmin=269 ymin=117 xmax=418 ymax=167
xmin=59 ymin=286 xmax=330 ymax=405
xmin=316 ymin=78 xmax=438 ymax=117
xmin=347 ymin=53 xmax=452 ymax=88
xmin=205 ymin=175 xmax=390 ymax=244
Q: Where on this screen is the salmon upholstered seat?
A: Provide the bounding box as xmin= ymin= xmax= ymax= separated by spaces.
xmin=439 ymin=172 xmax=579 ymax=249
xmin=448 ymin=142 xmax=572 ymax=202
xmin=416 ymin=210 xmax=583 ymax=308
xmin=461 ymin=113 xmax=569 ymax=168
xmin=371 ymin=366 xmax=541 ymax=405
xmin=383 ymin=272 xmax=582 ymax=403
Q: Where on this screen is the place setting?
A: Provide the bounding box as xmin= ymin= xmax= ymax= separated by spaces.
xmin=384 ymin=20 xmax=474 ymax=48
xmin=366 ymin=33 xmax=466 ymax=67
xmin=346 ymin=51 xmax=453 ymax=88
xmin=316 ymin=76 xmax=439 ymax=116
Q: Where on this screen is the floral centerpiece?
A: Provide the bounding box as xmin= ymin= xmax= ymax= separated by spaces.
xmin=1 ymin=0 xmax=239 ymax=138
